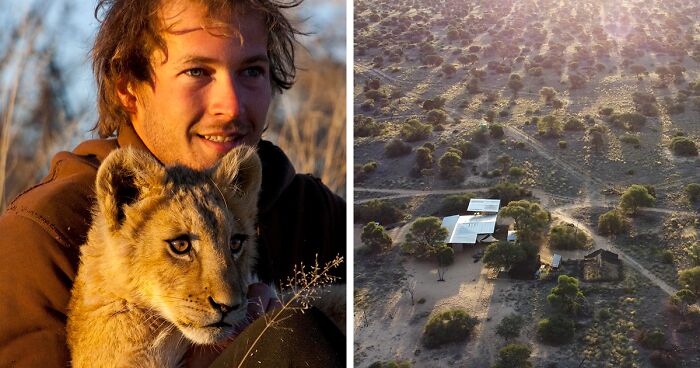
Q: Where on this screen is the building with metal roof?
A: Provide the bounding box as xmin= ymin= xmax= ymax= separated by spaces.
xmin=467 ymin=199 xmax=501 ymax=213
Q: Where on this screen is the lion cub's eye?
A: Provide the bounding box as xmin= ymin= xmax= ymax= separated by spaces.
xmin=167 ymin=236 xmax=192 ymax=256
xmin=230 ymin=234 xmax=248 ymax=254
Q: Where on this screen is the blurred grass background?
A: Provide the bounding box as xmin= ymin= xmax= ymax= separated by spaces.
xmin=0 ymin=0 xmax=346 ymax=210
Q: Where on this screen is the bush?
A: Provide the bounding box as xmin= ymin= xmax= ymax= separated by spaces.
xmin=509 ymin=166 xmax=525 ymax=177
xmin=598 ymin=209 xmax=626 ymax=235
xmin=537 ymin=115 xmax=562 ymax=137
xmin=369 ymin=361 xmax=411 ymax=368
xmin=620 ymin=133 xmax=640 ymax=145
xmin=489 ymin=124 xmax=505 ymax=138
xmin=599 ymin=107 xmax=614 ymax=116
xmin=355 ymin=200 xmax=404 ymax=225
xmin=400 ymin=119 xmax=432 ymax=142
xmin=549 ymin=224 xmax=590 ymax=250
xmin=453 ymin=140 xmax=480 ymax=159
xmin=649 ymin=351 xmax=677 ymax=368
xmin=609 ymin=112 xmax=646 ymax=131
xmin=422 ymin=308 xmax=478 ymax=348
xmin=496 ymin=314 xmax=526 ymax=341
xmin=558 ymin=140 xmax=567 ymax=149
xmin=402 ymin=217 xmax=448 ymax=258
xmin=620 ymin=184 xmax=655 ymax=214
xmin=564 ymin=118 xmax=585 ymax=131
xmin=355 ymin=115 xmax=383 ymax=137
xmin=492 ymin=344 xmax=532 ymax=368
xmin=361 ymin=222 xmax=392 ymax=253
xmin=639 ymin=329 xmax=667 ymax=350
xmin=547 ymin=275 xmax=584 ymax=315
xmin=384 ymin=139 xmax=412 ymax=158
xmin=670 ymin=136 xmax=698 ymax=156
xmin=685 ymin=183 xmax=700 ymax=202
xmin=438 ymin=193 xmax=475 ymax=215
xmin=414 ymin=147 xmax=433 ymax=171
xmin=679 ymin=266 xmax=700 ymax=293
xmin=439 ymin=151 xmax=465 ymax=182
xmin=537 ymin=316 xmax=574 ymax=345
xmin=488 ymin=182 xmax=530 ymax=205
xmin=426 ymin=109 xmax=448 ymax=125
xmin=436 ymin=245 xmax=454 ymax=266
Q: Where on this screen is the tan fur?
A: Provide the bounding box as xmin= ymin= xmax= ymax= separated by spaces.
xmin=67 ymin=146 xmax=262 ymax=368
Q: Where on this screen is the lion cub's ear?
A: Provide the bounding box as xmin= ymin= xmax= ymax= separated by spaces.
xmin=96 ymin=147 xmax=165 ymax=231
xmin=210 ymin=145 xmax=262 ymax=214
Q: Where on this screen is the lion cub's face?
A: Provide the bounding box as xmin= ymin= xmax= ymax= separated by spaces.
xmin=94 ymin=145 xmax=262 ymax=344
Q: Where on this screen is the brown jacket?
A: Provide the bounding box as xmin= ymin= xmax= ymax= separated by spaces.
xmin=0 ymin=126 xmax=346 ymax=367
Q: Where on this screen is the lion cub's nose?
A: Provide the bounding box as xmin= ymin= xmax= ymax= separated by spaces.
xmin=207 ymin=296 xmax=240 ymax=315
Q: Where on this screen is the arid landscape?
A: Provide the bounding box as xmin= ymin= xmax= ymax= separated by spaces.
xmin=354 ymin=0 xmax=700 ymax=367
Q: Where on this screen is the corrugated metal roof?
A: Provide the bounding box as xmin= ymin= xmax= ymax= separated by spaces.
xmin=442 ymin=214 xmax=497 ymax=244
xmin=467 ymin=199 xmax=501 ymax=213
xmin=552 ymin=254 xmax=562 ymax=268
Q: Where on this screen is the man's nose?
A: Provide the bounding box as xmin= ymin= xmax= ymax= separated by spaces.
xmin=209 ymin=74 xmax=241 ymax=120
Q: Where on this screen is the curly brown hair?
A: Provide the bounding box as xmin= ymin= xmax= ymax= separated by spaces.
xmin=92 ymin=0 xmax=302 ymax=138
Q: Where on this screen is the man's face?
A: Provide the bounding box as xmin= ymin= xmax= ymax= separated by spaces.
xmin=129 ymin=1 xmax=271 ymax=170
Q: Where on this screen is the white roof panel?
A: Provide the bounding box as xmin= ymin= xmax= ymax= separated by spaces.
xmin=467 ymin=199 xmax=501 ymax=213
xmin=442 ymin=214 xmax=497 ymax=244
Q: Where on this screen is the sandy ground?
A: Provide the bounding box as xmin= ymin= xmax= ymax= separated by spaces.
xmin=355 ymin=225 xmax=527 ymax=367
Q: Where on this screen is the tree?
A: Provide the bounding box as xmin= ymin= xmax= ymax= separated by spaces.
xmin=355 ymin=200 xmax=404 ymax=225
xmin=487 ymin=182 xmax=530 ymax=206
xmin=482 ymin=240 xmax=527 ymax=270
xmin=497 ymin=154 xmax=512 ymax=172
xmin=619 ymin=184 xmax=655 ymax=215
xmin=670 ymin=136 xmax=698 ymax=156
xmin=537 ymin=115 xmax=562 ymax=137
xmin=679 ymin=266 xmax=700 ymax=294
xmin=685 ymin=183 xmax=700 ymax=202
xmin=540 ymin=87 xmax=557 ymax=104
xmin=499 ymin=200 xmax=550 ymax=241
xmin=491 ymin=344 xmax=532 ymax=368
xmin=537 ymin=316 xmax=575 ymax=345
xmin=436 ymin=245 xmax=454 ymax=281
xmin=422 ymin=308 xmax=478 ymax=348
xmin=547 ymin=275 xmax=585 ymax=315
xmin=438 ymin=193 xmax=475 ymax=215
xmin=496 ymin=313 xmax=526 ymax=341
xmin=508 ymin=74 xmax=524 ymax=98
xmin=598 ymin=209 xmax=626 ymax=235
xmin=438 ymin=151 xmax=464 ymax=182
xmin=361 ymin=222 xmax=392 ymax=253
xmin=489 ymin=124 xmax=505 ymax=139
xmin=549 ymin=224 xmax=590 ymax=250
xmin=403 ymin=217 xmax=448 ymax=258
xmin=400 ymin=119 xmax=432 ymax=142
xmin=414 ymin=146 xmax=433 ymax=172
xmin=452 ymin=139 xmax=480 ymax=159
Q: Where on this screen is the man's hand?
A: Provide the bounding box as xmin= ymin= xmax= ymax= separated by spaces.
xmin=186 ymin=283 xmax=282 ymax=367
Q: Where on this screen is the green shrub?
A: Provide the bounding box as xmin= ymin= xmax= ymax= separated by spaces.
xmin=685 ymin=183 xmax=700 ymax=202
xmin=439 ymin=151 xmax=464 ymax=182
xmin=487 ymin=182 xmax=530 ymax=206
xmin=558 ymin=140 xmax=567 ymax=149
xmin=598 ymin=209 xmax=626 ymax=235
xmin=400 ymin=119 xmax=432 ymax=142
xmin=355 ymin=115 xmax=383 ymax=137
xmin=679 ymin=266 xmax=700 ymax=293
xmin=599 ymin=107 xmax=614 ymax=116
xmin=537 ymin=115 xmax=562 ymax=137
xmin=438 ymin=193 xmax=475 ymax=215
xmin=384 ymin=139 xmax=412 ymax=158
xmin=670 ymin=136 xmax=698 ymax=156
xmin=361 ymin=222 xmax=392 ymax=253
xmin=492 ymin=344 xmax=532 ymax=368
xmin=426 ymin=109 xmax=448 ymax=125
xmin=437 ymin=245 xmax=455 ymax=266
xmin=422 ymin=309 xmax=478 ymax=348
xmin=490 ymin=124 xmax=505 ymax=138
xmin=495 ymin=314 xmax=526 ymax=341
xmin=639 ymin=329 xmax=667 ymax=350
xmin=564 ymin=118 xmax=585 ymax=131
xmin=509 ymin=166 xmax=525 ymax=177
xmin=609 ymin=112 xmax=646 ymax=131
xmin=661 ymin=250 xmax=674 ymax=264
xmin=620 ymin=133 xmax=640 ymax=145
xmin=549 ymin=224 xmax=590 ymax=250
xmin=355 ymin=200 xmax=404 ymax=225
xmin=537 ymin=316 xmax=575 ymax=345
xmin=620 ymin=184 xmax=655 ymax=214
xmin=453 ymin=140 xmax=480 ymax=159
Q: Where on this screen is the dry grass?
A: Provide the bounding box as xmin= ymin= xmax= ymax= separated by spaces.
xmin=267 ymin=56 xmax=347 ymax=197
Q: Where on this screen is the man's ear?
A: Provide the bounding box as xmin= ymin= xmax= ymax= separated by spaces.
xmin=95 ymin=147 xmax=165 ymax=231
xmin=211 ymin=145 xmax=262 ymax=214
xmin=116 ymin=78 xmax=138 ymax=114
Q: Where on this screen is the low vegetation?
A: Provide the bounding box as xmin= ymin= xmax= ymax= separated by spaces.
xmin=422 ymin=308 xmax=479 ymax=348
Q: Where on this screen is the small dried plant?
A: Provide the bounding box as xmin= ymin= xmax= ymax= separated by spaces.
xmin=235 ymin=254 xmax=344 ymax=368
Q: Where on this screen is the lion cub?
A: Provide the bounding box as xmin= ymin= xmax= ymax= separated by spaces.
xmin=67 ymin=145 xmax=261 ymax=368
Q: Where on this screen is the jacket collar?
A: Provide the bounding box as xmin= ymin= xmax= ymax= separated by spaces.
xmin=113 ymin=124 xmax=296 ymax=214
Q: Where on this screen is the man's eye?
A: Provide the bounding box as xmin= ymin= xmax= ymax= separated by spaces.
xmin=242 ymin=67 xmax=264 ymax=78
xmin=184 ymin=68 xmax=207 ymax=77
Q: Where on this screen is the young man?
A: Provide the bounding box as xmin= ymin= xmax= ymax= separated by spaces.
xmin=0 ymin=0 xmax=345 ymax=366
